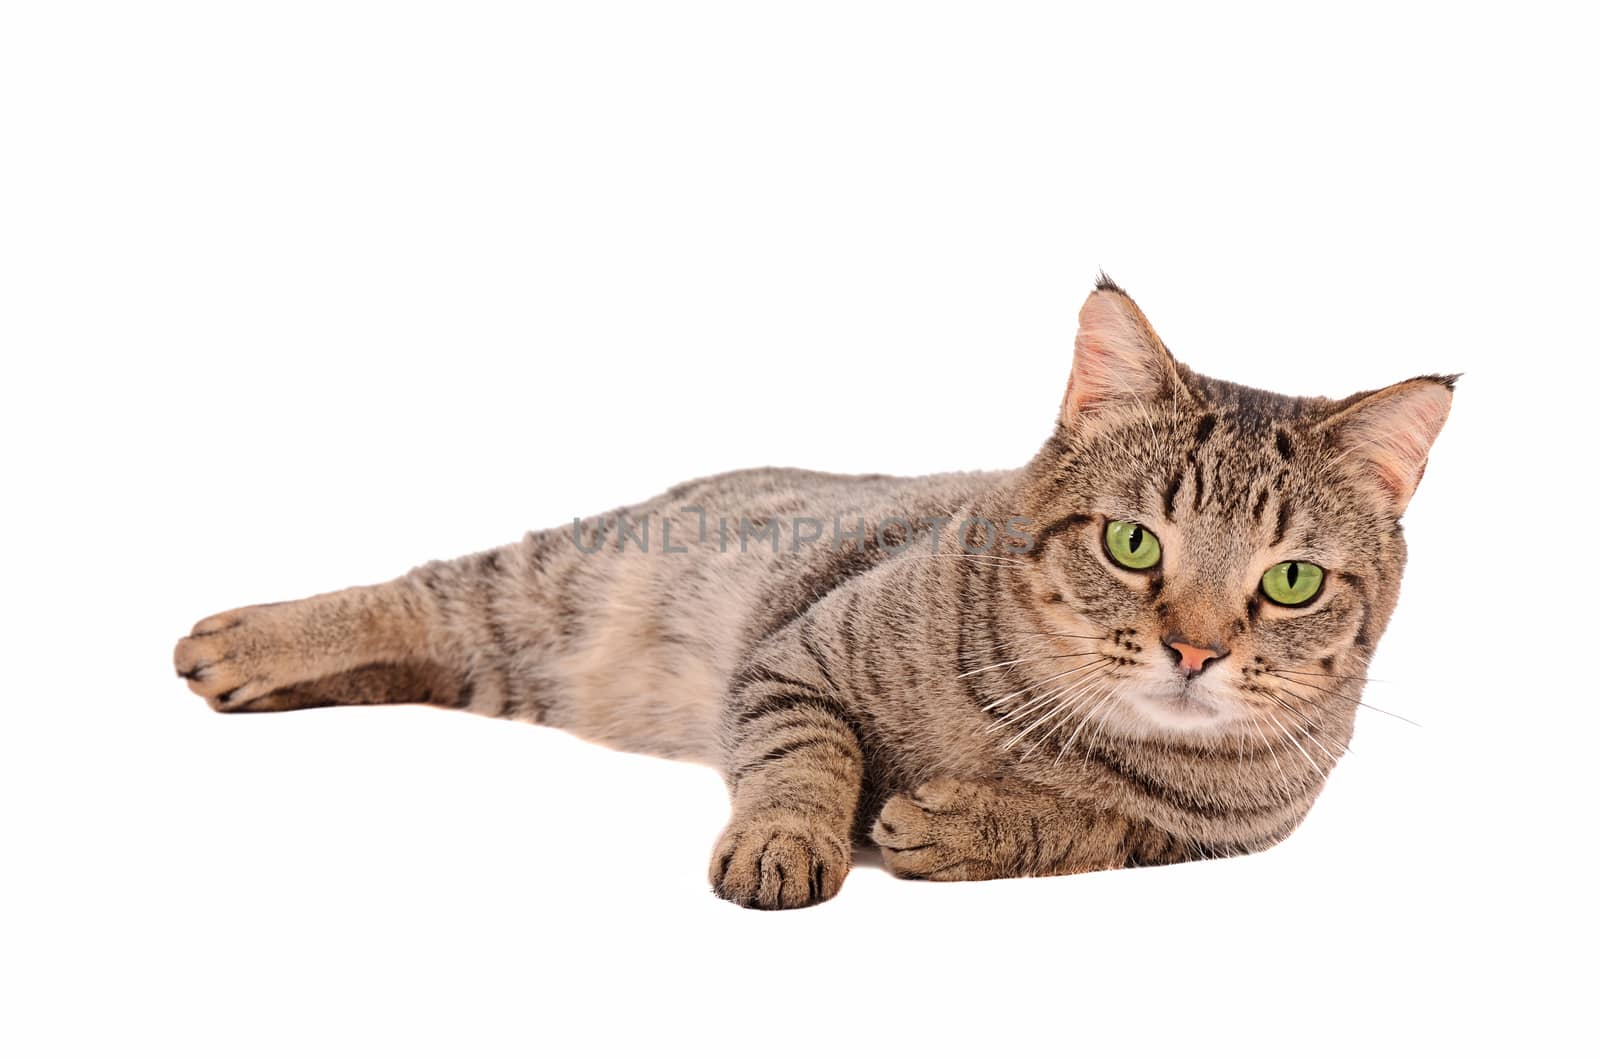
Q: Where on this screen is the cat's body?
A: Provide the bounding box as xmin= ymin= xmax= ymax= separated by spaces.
xmin=175 ymin=279 xmax=1454 ymax=908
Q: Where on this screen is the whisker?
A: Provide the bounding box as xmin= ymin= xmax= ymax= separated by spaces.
xmin=1003 ymin=687 xmax=1084 ymax=748
xmin=1052 ymin=688 xmax=1115 ymax=763
xmin=959 ymin=657 xmax=1026 ymax=680
xmin=1039 ymin=701 xmax=1098 ymax=763
xmin=1006 ymin=630 xmax=1107 ymax=642
xmin=1263 ymin=693 xmax=1349 ymax=762
xmin=1245 ymin=714 xmax=1297 ymax=802
xmin=987 ymin=671 xmax=1095 ymax=733
xmin=1015 ymin=685 xmax=1103 ymax=758
xmin=1057 ymin=679 xmax=1121 ymax=760
xmin=982 ymin=678 xmax=1061 ymax=718
xmin=957 ymin=651 xmax=1097 ymax=680
xmin=982 ymin=658 xmax=1107 ymax=715
xmin=1003 ymin=667 xmax=1109 ymax=748
xmin=1259 ymin=709 xmax=1326 ymax=779
xmin=1083 ymin=696 xmax=1119 ymax=762
xmin=998 ymin=661 xmax=1111 ymax=729
xmin=1269 ymin=667 xmax=1393 ymax=685
xmin=1273 ymin=677 xmax=1422 ymax=727
xmin=989 ymin=681 xmax=1077 ymax=736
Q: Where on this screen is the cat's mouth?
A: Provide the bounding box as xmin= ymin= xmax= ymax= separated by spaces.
xmin=1124 ymin=680 xmax=1239 ymax=734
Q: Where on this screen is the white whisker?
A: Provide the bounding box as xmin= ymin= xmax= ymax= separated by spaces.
xmin=1260 ymin=709 xmax=1325 ymax=779
xmin=1013 ymin=674 xmax=1109 ymax=755
xmin=1263 ymin=692 xmax=1348 ymax=763
xmin=988 ymin=662 xmax=1109 ymax=734
xmin=1052 ymin=689 xmax=1115 ymax=764
xmin=1003 ymin=669 xmax=1108 ymax=750
xmin=1246 ymin=713 xmax=1297 ymax=802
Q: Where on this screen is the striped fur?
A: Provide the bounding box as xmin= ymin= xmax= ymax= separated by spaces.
xmin=174 ymin=279 xmax=1454 ymax=909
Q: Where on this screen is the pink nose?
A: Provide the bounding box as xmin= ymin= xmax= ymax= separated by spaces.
xmin=1168 ymin=640 xmax=1224 ymax=676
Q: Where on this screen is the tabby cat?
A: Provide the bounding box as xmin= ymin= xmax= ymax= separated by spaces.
xmin=174 ymin=278 xmax=1454 ymax=909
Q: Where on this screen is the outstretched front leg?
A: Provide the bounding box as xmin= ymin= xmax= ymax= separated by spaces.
xmin=871 ymin=777 xmax=1182 ymax=881
xmin=708 ymin=662 xmax=866 ymax=910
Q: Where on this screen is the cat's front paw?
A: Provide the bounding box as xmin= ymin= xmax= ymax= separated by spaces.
xmin=173 ymin=605 xmax=293 ymax=712
xmin=871 ymin=777 xmax=1010 ymax=882
xmin=709 ymin=814 xmax=849 ymax=910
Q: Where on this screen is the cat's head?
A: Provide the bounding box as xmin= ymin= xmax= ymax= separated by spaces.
xmin=1012 ymin=276 xmax=1453 ymax=744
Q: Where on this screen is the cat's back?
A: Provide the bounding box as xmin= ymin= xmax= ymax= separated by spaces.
xmin=649 ymin=465 xmax=1013 ymax=528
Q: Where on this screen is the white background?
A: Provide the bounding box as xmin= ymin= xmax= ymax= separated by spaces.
xmin=3 ymin=3 xmax=1594 ymax=1057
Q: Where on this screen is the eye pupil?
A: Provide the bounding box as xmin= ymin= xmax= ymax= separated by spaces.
xmin=1261 ymin=560 xmax=1323 ymax=606
xmin=1103 ymin=520 xmax=1161 ymax=571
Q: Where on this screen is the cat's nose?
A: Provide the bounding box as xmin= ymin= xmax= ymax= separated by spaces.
xmin=1164 ymin=638 xmax=1228 ymax=677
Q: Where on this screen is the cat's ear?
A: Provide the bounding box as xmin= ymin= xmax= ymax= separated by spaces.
xmin=1061 ymin=276 xmax=1184 ymax=431
xmin=1319 ymin=375 xmax=1457 ymax=514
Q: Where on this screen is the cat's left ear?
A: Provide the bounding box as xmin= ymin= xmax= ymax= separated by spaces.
xmin=1061 ymin=277 xmax=1186 ymax=432
xmin=1318 ymin=375 xmax=1457 ymax=515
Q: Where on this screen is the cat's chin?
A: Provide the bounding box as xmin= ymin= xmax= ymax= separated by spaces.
xmin=1122 ymin=683 xmax=1240 ymax=737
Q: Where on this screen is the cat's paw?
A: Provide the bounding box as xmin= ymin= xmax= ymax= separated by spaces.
xmin=871 ymin=777 xmax=1007 ymax=882
xmin=709 ymin=815 xmax=849 ymax=910
xmin=173 ymin=605 xmax=293 ymax=712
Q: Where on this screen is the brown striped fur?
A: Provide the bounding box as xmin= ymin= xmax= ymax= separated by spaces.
xmin=174 ymin=278 xmax=1455 ymax=909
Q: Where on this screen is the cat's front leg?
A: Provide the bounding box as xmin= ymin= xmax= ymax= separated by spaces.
xmin=709 ymin=680 xmax=866 ymax=910
xmin=871 ymin=777 xmax=1154 ymax=881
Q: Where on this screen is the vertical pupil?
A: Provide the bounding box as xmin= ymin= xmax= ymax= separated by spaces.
xmin=1127 ymin=526 xmax=1143 ymax=553
xmin=1286 ymin=562 xmax=1299 ymax=588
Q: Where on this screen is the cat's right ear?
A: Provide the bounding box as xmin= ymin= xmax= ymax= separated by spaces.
xmin=1060 ymin=277 xmax=1184 ymax=432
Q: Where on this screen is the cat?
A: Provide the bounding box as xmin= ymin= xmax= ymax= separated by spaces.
xmin=173 ymin=276 xmax=1454 ymax=909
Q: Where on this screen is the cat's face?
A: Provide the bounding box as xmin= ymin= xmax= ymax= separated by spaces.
xmin=1013 ymin=279 xmax=1452 ymax=745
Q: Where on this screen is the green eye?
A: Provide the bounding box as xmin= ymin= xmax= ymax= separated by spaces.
xmin=1261 ymin=561 xmax=1324 ymax=606
xmin=1105 ymin=520 xmax=1161 ymax=571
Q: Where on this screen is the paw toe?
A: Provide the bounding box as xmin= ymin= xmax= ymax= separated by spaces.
xmin=173 ymin=637 xmax=238 ymax=700
xmin=710 ymin=818 xmax=847 ymax=910
xmin=872 ymin=784 xmax=993 ymax=882
xmin=870 ymin=793 xmax=933 ymax=847
xmin=173 ymin=608 xmax=282 ymax=712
